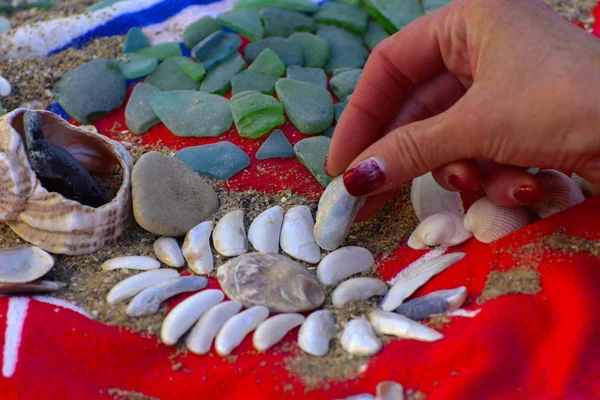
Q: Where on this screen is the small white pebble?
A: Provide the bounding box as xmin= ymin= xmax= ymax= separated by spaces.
xmin=0 ymin=75 xmax=11 ymax=96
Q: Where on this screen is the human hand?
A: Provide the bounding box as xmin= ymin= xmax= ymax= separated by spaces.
xmin=326 ymin=0 xmax=600 ymax=220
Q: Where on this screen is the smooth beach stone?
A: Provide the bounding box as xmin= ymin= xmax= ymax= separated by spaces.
xmin=364 ymin=21 xmax=389 ymax=50
xmin=125 ymin=83 xmax=161 ymax=135
xmin=230 ymin=91 xmax=285 ymax=138
xmin=116 ymin=53 xmax=158 ymax=79
xmin=334 ymin=101 xmax=347 ymax=123
xmin=245 ymin=37 xmax=303 ymax=67
xmin=330 ymin=69 xmax=361 ymax=100
xmin=177 ymin=142 xmax=250 ymax=180
xmin=200 ymin=53 xmax=246 ymax=94
xmin=150 ymin=91 xmax=232 ymax=137
xmin=422 ymin=0 xmax=452 ymax=13
xmin=54 ymin=58 xmax=126 ymax=124
xmin=323 ymin=126 xmax=335 ymax=139
xmin=259 ymin=8 xmax=314 ymax=38
xmin=183 ymin=16 xmax=221 ymax=49
xmin=0 ymin=16 xmax=11 ymax=32
xmin=217 ymin=253 xmax=325 ymax=313
xmin=145 ymin=57 xmax=200 ymax=91
xmin=314 ymin=2 xmax=368 ymax=34
xmin=123 ymin=27 xmax=149 ymax=53
xmin=317 ymin=25 xmax=368 ymax=73
xmin=233 ymin=0 xmax=318 ymax=12
xmin=247 ymin=48 xmax=285 ymax=77
xmin=191 ymin=31 xmax=242 ymax=70
xmin=132 ymin=152 xmax=219 ymax=237
xmin=255 ymin=129 xmax=294 ymax=160
xmin=136 ymin=42 xmax=183 ymax=61
xmin=363 ymin=0 xmax=424 ymax=33
xmin=275 ymin=78 xmax=333 ymax=135
xmin=286 ymin=66 xmax=327 ymax=89
xmin=288 ymin=32 xmax=330 ymax=69
xmin=231 ymin=71 xmax=278 ymax=95
xmin=294 ymin=136 xmax=333 ymax=187
xmin=179 ymin=59 xmax=206 ymax=81
xmin=217 ymin=10 xmax=264 ymax=42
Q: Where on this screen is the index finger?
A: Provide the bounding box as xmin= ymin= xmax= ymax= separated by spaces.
xmin=327 ymin=8 xmax=449 ymax=177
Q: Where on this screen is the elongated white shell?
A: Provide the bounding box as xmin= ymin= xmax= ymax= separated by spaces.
xmin=377 ymin=381 xmax=404 ymax=400
xmin=407 ymin=212 xmax=472 ymax=250
xmin=532 ymin=170 xmax=585 ymax=219
xmin=298 ymin=309 xmax=336 ymax=357
xmin=340 ymin=318 xmax=382 ymax=356
xmin=464 ymin=197 xmax=529 ymax=243
xmin=160 ymin=289 xmax=224 ymax=346
xmin=213 ymin=210 xmax=248 ymax=257
xmin=153 ymin=237 xmax=185 ymax=268
xmin=0 ymin=280 xmax=66 ymax=294
xmin=395 ymin=286 xmax=467 ymax=320
xmin=572 ymin=173 xmax=600 ymax=197
xmin=280 ymin=205 xmax=321 ymax=263
xmin=331 ymin=278 xmax=388 ymax=308
xmin=126 ymin=276 xmax=207 ymax=317
xmin=101 ymin=256 xmax=160 ymax=271
xmin=411 ymin=172 xmax=464 ymax=222
xmin=314 ymin=176 xmax=366 ymax=251
xmin=248 ymin=206 xmax=283 ymax=254
xmin=0 ymin=245 xmax=54 ymax=283
xmin=369 ymin=309 xmax=443 ymax=342
xmin=317 ymin=246 xmax=374 ymax=286
xmin=106 ymin=268 xmax=180 ymax=304
xmin=252 ymin=313 xmax=305 ymax=352
xmin=214 ymin=305 xmax=269 ymax=356
xmin=182 ymin=221 xmax=214 ymax=274
xmin=381 ymin=252 xmax=465 ymax=311
xmin=185 ymin=301 xmax=242 ymax=355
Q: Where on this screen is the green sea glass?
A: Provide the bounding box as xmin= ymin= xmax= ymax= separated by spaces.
xmin=136 ymin=42 xmax=183 ymax=61
xmin=230 ymin=90 xmax=285 ymax=138
xmin=244 ymin=37 xmax=303 ymax=67
xmin=247 ymin=48 xmax=285 ymax=77
xmin=125 ymin=83 xmax=161 ymax=135
xmin=363 ymin=0 xmax=424 ymax=33
xmin=255 ymin=129 xmax=294 ymax=160
xmin=294 ymin=136 xmax=333 ymax=187
xmin=116 ymin=53 xmax=158 ymax=79
xmin=145 ymin=57 xmax=200 ymax=91
xmin=217 ymin=9 xmax=264 ymax=42
xmin=288 ymin=32 xmax=330 ymax=69
xmin=275 ymin=78 xmax=333 ymax=135
xmin=177 ymin=142 xmax=251 ymax=180
xmin=191 ymin=31 xmax=242 ymax=70
xmin=183 ymin=16 xmax=221 ymax=49
xmin=314 ymin=2 xmax=368 ymax=34
xmin=179 ymin=59 xmax=206 ymax=81
xmin=123 ymin=27 xmax=149 ymax=53
xmin=200 ymin=53 xmax=246 ymax=94
xmin=364 ymin=21 xmax=389 ymax=50
xmin=334 ymin=100 xmax=347 ymax=123
xmin=231 ymin=71 xmax=279 ymax=95
xmin=233 ymin=0 xmax=318 ymax=12
xmin=286 ymin=66 xmax=327 ymax=89
xmin=329 ymin=69 xmax=361 ymax=100
xmin=317 ymin=25 xmax=368 ymax=73
xmin=259 ymin=7 xmax=314 ymax=38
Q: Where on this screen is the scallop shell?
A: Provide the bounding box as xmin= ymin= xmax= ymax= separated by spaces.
xmin=0 ymin=109 xmax=133 ymax=255
xmin=531 ymin=170 xmax=585 ymax=219
xmin=464 ymin=197 xmax=529 ymax=244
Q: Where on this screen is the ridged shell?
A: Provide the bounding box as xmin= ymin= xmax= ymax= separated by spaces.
xmin=464 ymin=197 xmax=529 ymax=244
xmin=572 ymin=173 xmax=600 ymax=197
xmin=411 ymin=172 xmax=464 ymax=222
xmin=0 ymin=109 xmax=133 ymax=255
xmin=531 ymin=170 xmax=585 ymax=219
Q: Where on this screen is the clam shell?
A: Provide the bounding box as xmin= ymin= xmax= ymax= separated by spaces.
xmin=464 ymin=197 xmax=529 ymax=243
xmin=280 ymin=205 xmax=321 ymax=264
xmin=213 ymin=209 xmax=248 ymax=257
xmin=314 ymin=175 xmax=366 ymax=251
xmin=340 ymin=318 xmax=382 ymax=356
xmin=182 ymin=221 xmax=214 ymax=274
xmin=532 ymin=170 xmax=585 ymax=219
xmin=316 ymin=246 xmax=374 ymax=286
xmin=407 ymin=212 xmax=472 ymax=250
xmin=247 ymin=206 xmax=283 ymax=254
xmin=298 ymin=309 xmax=336 ymax=357
xmin=153 ymin=237 xmax=185 ymax=268
xmin=0 ymin=109 xmax=133 ymax=255
xmin=0 ymin=245 xmax=54 ymax=283
xmin=377 ymin=382 xmax=405 ymax=400
xmin=411 ymin=172 xmax=464 ymax=222
xmin=572 ymin=173 xmax=600 ymax=197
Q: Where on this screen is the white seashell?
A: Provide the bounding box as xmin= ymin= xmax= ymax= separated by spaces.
xmin=0 ymin=109 xmax=133 ymax=255
xmin=280 ymin=205 xmax=321 ymax=263
xmin=153 ymin=237 xmax=185 ymax=268
xmin=368 ymin=309 xmax=443 ymax=342
xmin=340 ymin=318 xmax=382 ymax=356
xmin=407 ymin=212 xmax=472 ymax=250
xmin=106 ymin=268 xmax=180 ymax=304
xmin=0 ymin=75 xmax=11 ymax=97
xmin=126 ymin=276 xmax=207 ymax=317
xmin=572 ymin=173 xmax=600 ymax=197
xmin=395 ymin=286 xmax=467 ymax=320
xmin=182 ymin=221 xmax=214 ymax=274
xmin=248 ymin=206 xmax=283 ymax=254
xmin=532 ymin=170 xmax=585 ymax=219
xmin=185 ymin=301 xmax=243 ymax=355
xmin=214 ymin=305 xmax=269 ymax=356
xmin=331 ymin=278 xmax=388 ymax=308
xmin=213 ymin=210 xmax=248 ymax=257
xmin=376 ymin=381 xmax=404 ymax=400
xmin=252 ymin=313 xmax=305 ymax=352
xmin=0 ymin=245 xmax=54 ymax=283
xmin=298 ymin=309 xmax=336 ymax=357
xmin=317 ymin=246 xmax=374 ymax=286
xmin=314 ymin=175 xmax=366 ymax=251
xmin=411 ymin=172 xmax=464 ymax=222
xmin=160 ymin=289 xmax=224 ymax=346
xmin=0 ymin=280 xmax=66 ymax=295
xmin=381 ymin=252 xmax=465 ymax=311
xmin=464 ymin=197 xmax=529 ymax=243
xmin=101 ymin=256 xmax=160 ymax=271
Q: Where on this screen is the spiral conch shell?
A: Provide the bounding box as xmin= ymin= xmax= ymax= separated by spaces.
xmin=0 ymin=109 xmax=133 ymax=255
xmin=464 ymin=197 xmax=529 ymax=244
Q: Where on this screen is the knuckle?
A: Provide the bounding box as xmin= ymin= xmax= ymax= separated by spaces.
xmin=391 ymin=125 xmax=432 ymax=177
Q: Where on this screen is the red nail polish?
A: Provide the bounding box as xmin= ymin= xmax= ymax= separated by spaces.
xmin=324 ymin=156 xmax=330 ymax=176
xmin=513 ymin=185 xmax=543 ymax=204
xmin=343 ymin=157 xmax=387 ymax=196
xmin=447 ymin=174 xmax=465 ymax=191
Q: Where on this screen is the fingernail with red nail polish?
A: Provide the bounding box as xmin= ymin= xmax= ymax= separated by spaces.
xmin=513 ymin=185 xmax=543 ymax=204
xmin=343 ymin=157 xmax=387 ymax=196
